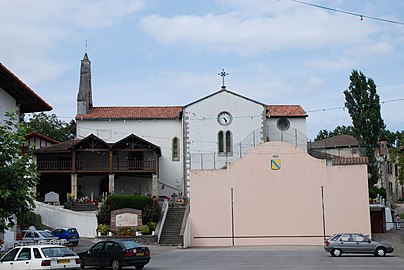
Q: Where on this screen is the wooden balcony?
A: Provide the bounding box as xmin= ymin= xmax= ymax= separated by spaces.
xmin=37 ymin=159 xmax=157 ymax=173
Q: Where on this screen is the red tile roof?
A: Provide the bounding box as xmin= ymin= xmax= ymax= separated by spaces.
xmin=75 ymin=105 xmax=307 ymax=120
xmin=76 ymin=106 xmax=183 ymax=120
xmin=0 ymin=63 xmax=52 ymax=113
xmin=266 ymin=105 xmax=307 ymax=117
xmin=333 ymin=156 xmax=368 ymax=165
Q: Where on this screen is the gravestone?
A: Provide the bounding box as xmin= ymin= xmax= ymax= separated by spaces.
xmin=44 ymin=191 xmax=60 ymax=205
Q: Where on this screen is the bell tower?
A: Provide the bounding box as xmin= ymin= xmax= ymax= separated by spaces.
xmin=77 ymin=53 xmax=93 ymax=115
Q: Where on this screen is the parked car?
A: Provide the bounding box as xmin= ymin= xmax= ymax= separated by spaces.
xmin=0 ymin=244 xmax=81 ymax=269
xmin=324 ymin=233 xmax=394 ymax=257
xmin=22 ymin=230 xmax=59 ymax=243
xmin=78 ymin=240 xmax=150 ymax=270
xmin=51 ymin=227 xmax=80 ymax=246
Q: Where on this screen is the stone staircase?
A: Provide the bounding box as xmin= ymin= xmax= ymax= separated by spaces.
xmin=158 ymin=205 xmax=186 ymax=246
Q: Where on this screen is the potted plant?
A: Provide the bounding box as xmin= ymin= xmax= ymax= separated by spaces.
xmin=97 ymin=224 xmax=109 ymax=236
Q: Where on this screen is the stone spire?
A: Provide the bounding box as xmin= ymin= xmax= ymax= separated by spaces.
xmin=77 ymin=53 xmax=93 ymax=115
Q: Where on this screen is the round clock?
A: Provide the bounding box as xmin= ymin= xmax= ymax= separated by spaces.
xmin=217 ymin=111 xmax=232 ymax=126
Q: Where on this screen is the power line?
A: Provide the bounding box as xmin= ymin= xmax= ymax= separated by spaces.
xmin=305 ymin=98 xmax=404 ymax=113
xmin=288 ymin=0 xmax=404 ymax=26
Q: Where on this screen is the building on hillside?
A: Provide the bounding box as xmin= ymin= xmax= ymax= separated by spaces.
xmin=24 ymin=132 xmax=60 ymax=150
xmin=34 ymin=53 xmax=308 ymax=202
xmin=307 ymin=134 xmax=361 ymax=160
xmin=308 ymin=134 xmax=403 ymax=206
xmin=378 ymin=137 xmax=403 ymax=204
xmin=0 ymin=63 xmax=52 ymax=124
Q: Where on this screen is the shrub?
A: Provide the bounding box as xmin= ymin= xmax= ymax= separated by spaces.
xmin=369 ymin=186 xmax=386 ymax=199
xmin=118 ymin=226 xmax=134 ymax=236
xmin=142 ymin=204 xmax=161 ymax=224
xmin=97 ymin=202 xmax=111 ymax=225
xmin=97 ymin=224 xmax=109 ymax=235
xmin=17 ymin=209 xmax=43 ymax=230
xmin=106 ymin=194 xmax=153 ymax=211
xmin=139 ymin=225 xmax=150 ymax=235
xmin=146 ymin=221 xmax=156 ymax=232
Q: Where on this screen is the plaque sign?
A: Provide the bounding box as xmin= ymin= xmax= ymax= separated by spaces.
xmin=116 ymin=213 xmax=138 ymax=227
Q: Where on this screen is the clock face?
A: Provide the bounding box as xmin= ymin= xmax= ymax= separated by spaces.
xmin=217 ymin=112 xmax=232 ymax=126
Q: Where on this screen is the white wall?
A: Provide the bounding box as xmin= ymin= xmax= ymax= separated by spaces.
xmin=0 ymin=89 xmax=19 ymax=124
xmin=34 ymin=202 xmax=98 ymax=238
xmin=76 ymin=118 xmax=183 ymax=196
xmin=184 ymin=91 xmax=265 ymax=169
xmin=267 ymin=117 xmax=307 ymax=149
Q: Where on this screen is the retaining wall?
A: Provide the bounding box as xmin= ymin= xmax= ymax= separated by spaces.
xmin=34 ymin=201 xmax=98 ymax=238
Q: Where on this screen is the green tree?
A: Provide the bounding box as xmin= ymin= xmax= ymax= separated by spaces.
xmin=0 ymin=111 xmax=39 ymax=233
xmin=314 ymin=125 xmax=354 ymax=141
xmin=23 ymin=112 xmax=76 ymax=142
xmin=344 ymin=70 xmax=385 ymax=187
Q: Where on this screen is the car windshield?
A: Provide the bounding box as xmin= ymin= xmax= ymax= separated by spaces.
xmin=120 ymin=241 xmax=140 ymax=249
xmin=41 ymin=247 xmax=76 ymax=258
xmin=39 ymin=231 xmax=55 ymax=237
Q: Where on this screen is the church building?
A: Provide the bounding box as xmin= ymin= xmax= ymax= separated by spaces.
xmin=35 ymin=54 xmax=308 ymax=201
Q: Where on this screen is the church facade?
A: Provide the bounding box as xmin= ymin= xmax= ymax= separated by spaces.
xmin=36 ymin=54 xmax=308 ymax=201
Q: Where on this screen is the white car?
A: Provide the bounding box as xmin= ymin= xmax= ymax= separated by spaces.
xmin=22 ymin=230 xmax=59 ymax=242
xmin=0 ymin=245 xmax=81 ymax=269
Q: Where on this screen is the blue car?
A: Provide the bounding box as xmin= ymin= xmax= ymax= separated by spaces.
xmin=51 ymin=227 xmax=80 ymax=246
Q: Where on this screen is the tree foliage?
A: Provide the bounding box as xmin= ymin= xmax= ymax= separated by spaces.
xmin=390 ymin=132 xmax=404 ymax=185
xmin=344 ymin=70 xmax=385 ymax=187
xmin=0 ymin=112 xmax=39 ymax=233
xmin=23 ymin=112 xmax=76 ymax=142
xmin=314 ymin=125 xmax=354 ymax=141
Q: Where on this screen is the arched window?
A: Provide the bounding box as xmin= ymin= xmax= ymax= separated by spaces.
xmin=218 ymin=131 xmax=224 ymax=153
xmin=218 ymin=131 xmax=232 ymax=155
xmin=225 ymin=131 xmax=232 ymax=153
xmin=172 ymin=137 xmax=180 ymax=161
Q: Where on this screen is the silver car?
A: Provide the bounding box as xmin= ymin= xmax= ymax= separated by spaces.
xmin=324 ymin=233 xmax=394 ymax=257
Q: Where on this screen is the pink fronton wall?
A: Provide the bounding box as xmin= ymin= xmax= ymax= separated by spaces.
xmin=189 ymin=141 xmax=370 ymax=246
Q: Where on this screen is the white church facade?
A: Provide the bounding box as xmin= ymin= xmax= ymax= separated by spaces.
xmin=35 ymin=54 xmax=307 ymax=201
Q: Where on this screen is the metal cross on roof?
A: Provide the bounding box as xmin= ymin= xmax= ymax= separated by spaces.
xmin=218 ymin=69 xmax=229 ymax=88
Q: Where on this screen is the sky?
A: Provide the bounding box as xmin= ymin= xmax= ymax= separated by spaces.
xmin=1 ymin=0 xmax=403 ymax=140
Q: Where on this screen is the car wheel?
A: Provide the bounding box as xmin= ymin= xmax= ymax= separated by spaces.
xmin=80 ymin=260 xmax=85 ymax=269
xmin=375 ymin=247 xmax=386 ymax=257
xmin=135 ymin=265 xmax=144 ymax=270
xmin=112 ymin=259 xmax=121 ymax=270
xmin=331 ymin=248 xmax=342 ymax=257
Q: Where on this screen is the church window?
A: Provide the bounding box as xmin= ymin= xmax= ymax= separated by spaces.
xmin=218 ymin=131 xmax=232 ymax=155
xmin=277 ymin=118 xmax=290 ymax=131
xmin=218 ymin=131 xmax=224 ymax=153
xmin=225 ymin=131 xmax=232 ymax=153
xmin=172 ymin=137 xmax=180 ymax=161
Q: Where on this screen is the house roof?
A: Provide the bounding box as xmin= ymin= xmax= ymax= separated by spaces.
xmin=76 ymin=106 xmax=183 ymax=120
xmin=266 ymin=105 xmax=307 ymax=117
xmin=309 ymin=134 xmax=359 ymax=149
xmin=34 ymin=139 xmax=80 ymax=153
xmin=75 ymin=103 xmax=306 ymax=121
xmin=25 ymin=132 xmax=60 ymax=144
xmin=0 ymin=63 xmax=52 ymax=113
xmin=333 ymin=156 xmax=368 ymax=165
xmin=34 ymin=133 xmax=162 ymax=156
